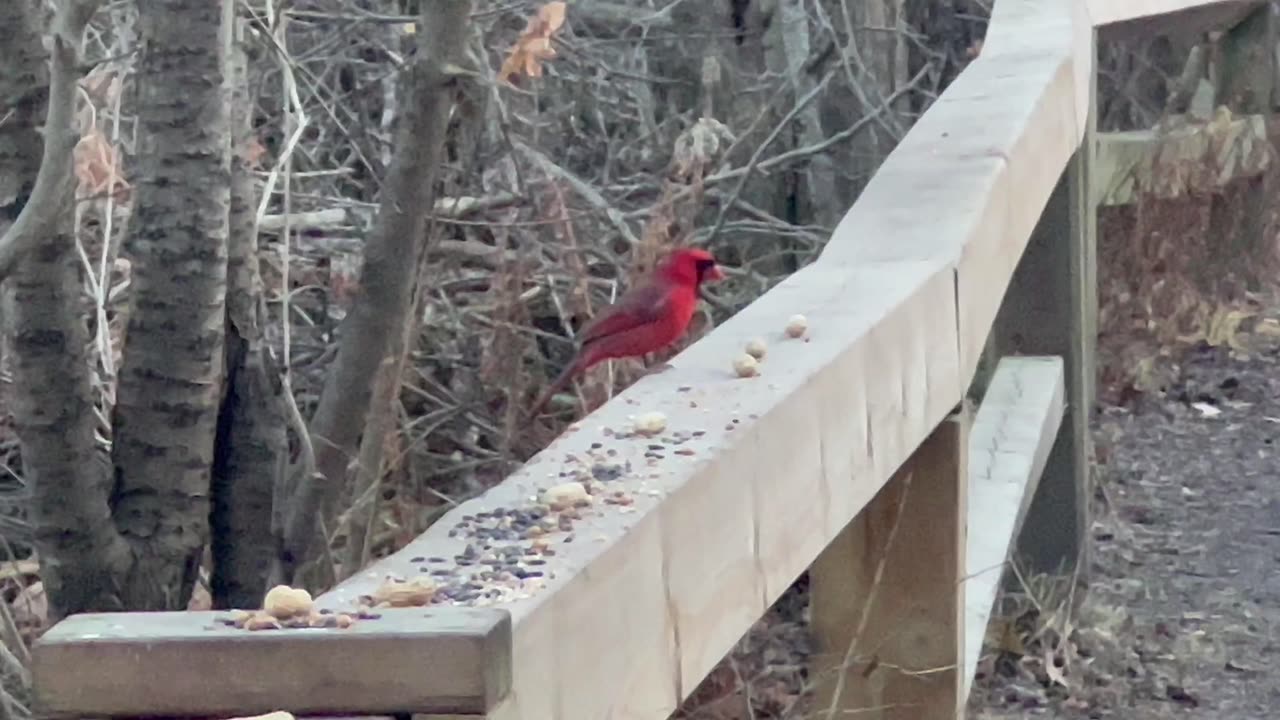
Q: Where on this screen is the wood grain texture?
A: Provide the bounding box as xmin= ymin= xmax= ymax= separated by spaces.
xmin=963 ymin=357 xmax=1065 ymax=700
xmin=32 ymin=608 xmax=511 ymax=717
xmin=810 ymin=410 xmax=968 ymax=720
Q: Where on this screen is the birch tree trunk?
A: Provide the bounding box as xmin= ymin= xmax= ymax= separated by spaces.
xmin=108 ymin=0 xmax=232 ymax=611
xmin=0 ymin=0 xmax=133 ymax=617
xmin=209 ymin=20 xmax=288 ymax=610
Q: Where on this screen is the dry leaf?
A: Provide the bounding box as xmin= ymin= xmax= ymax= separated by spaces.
xmin=1255 ymin=317 xmax=1280 ymax=336
xmin=74 ymin=127 xmax=129 ymax=201
xmin=497 ymin=2 xmax=567 ymax=86
xmin=187 ymin=581 xmax=212 ymax=611
xmin=670 ymin=117 xmax=734 ymax=181
xmin=11 ymin=580 xmax=47 ymax=632
xmin=1209 ymin=307 xmax=1254 ymax=351
xmin=1043 ymin=646 xmax=1068 ymax=688
xmin=987 ymin=617 xmax=1026 ymax=655
xmin=1191 ymin=401 xmax=1221 ymax=418
xmin=370 ymin=576 xmax=436 ymax=607
xmin=241 ymin=136 xmax=268 ymax=170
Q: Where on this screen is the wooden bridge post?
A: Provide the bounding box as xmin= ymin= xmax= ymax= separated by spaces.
xmin=809 ymin=408 xmax=969 ymax=720
xmin=987 ymin=31 xmax=1098 ymax=582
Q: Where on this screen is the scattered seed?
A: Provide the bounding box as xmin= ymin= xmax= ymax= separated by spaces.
xmin=785 ymin=314 xmax=808 ymax=338
xmin=733 ymin=353 xmax=759 ymax=378
xmin=633 ymin=411 xmax=668 ymax=436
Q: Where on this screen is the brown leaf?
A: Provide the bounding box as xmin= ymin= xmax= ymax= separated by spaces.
xmin=11 ymin=580 xmax=47 ymax=635
xmin=74 ymin=127 xmax=129 ymax=201
xmin=241 ymin=136 xmax=268 ymax=170
xmin=497 ymin=2 xmax=567 ymax=86
xmin=187 ymin=581 xmax=212 ymax=611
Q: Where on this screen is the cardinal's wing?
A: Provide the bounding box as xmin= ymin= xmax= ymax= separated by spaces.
xmin=576 ymin=282 xmax=672 ymax=348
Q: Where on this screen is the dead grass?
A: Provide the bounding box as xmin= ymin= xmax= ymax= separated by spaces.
xmin=1097 ymin=166 xmax=1280 ymax=407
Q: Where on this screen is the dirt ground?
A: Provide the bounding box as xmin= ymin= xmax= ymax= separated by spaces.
xmin=964 ymin=171 xmax=1280 ymax=719
xmin=970 ymin=323 xmax=1280 ymax=719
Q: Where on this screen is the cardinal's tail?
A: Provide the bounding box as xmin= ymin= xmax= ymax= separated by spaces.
xmin=527 ymin=358 xmax=584 ymax=420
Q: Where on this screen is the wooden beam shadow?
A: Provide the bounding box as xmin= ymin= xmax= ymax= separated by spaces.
xmin=963 ymin=356 xmax=1066 ymax=700
xmin=809 ymin=409 xmax=969 ymax=720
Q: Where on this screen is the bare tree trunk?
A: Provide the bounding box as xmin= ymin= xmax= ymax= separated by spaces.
xmin=6 ymin=240 xmax=127 ymax=616
xmin=0 ymin=0 xmax=102 ymax=280
xmin=0 ymin=1 xmax=47 ymax=224
xmin=108 ymin=0 xmax=231 ymax=610
xmin=847 ymin=0 xmax=908 ymax=193
xmin=281 ymin=0 xmax=474 ymax=584
xmin=340 ymin=265 xmax=423 ymax=578
xmin=774 ymin=0 xmax=840 ymax=230
xmin=727 ymin=2 xmax=793 ymax=240
xmin=209 ymin=19 xmax=287 ymax=609
xmin=0 ymin=0 xmax=131 ymax=620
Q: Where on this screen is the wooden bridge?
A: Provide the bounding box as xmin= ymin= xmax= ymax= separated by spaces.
xmin=30 ymin=1 xmax=1272 ymax=718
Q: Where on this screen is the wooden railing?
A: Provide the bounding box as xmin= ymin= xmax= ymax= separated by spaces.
xmin=31 ymin=1 xmax=1265 ymax=718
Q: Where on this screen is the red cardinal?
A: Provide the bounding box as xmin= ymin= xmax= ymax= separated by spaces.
xmin=530 ymin=247 xmax=725 ymax=417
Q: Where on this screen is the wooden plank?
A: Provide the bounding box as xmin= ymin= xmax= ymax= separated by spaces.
xmin=31 ymin=607 xmax=511 ymax=717
xmin=810 ymin=409 xmax=968 ymax=720
xmin=988 ymin=32 xmax=1097 ymax=579
xmin=1094 ymin=1 xmax=1260 ymax=42
xmin=1094 ymin=113 xmax=1271 ymax=206
xmin=963 ymin=356 xmax=1065 ymax=700
xmin=1087 ymin=0 xmax=1258 ymax=29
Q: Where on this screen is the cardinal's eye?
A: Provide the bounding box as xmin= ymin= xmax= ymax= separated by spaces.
xmin=695 ymin=258 xmax=715 ymax=275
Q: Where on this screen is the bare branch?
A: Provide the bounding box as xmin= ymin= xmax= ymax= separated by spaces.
xmin=513 ymin=141 xmax=642 ymax=246
xmin=283 ymin=0 xmax=475 ymax=584
xmin=0 ymin=0 xmax=104 ymax=281
xmin=256 ymin=192 xmax=520 ymax=232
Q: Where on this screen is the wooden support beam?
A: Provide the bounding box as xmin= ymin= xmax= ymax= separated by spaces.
xmin=963 ymin=356 xmax=1066 ymax=699
xmin=988 ymin=30 xmax=1097 ymax=581
xmin=810 ymin=409 xmax=969 ymax=720
xmin=31 ymin=608 xmax=511 ymax=717
xmin=1094 ymin=1 xmax=1261 ymax=42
